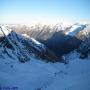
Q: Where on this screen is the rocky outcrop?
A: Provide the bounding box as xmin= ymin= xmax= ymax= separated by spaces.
xmin=0 ymin=26 xmax=60 ymax=63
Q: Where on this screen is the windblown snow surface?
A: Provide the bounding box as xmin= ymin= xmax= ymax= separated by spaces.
xmin=0 ymin=51 xmax=90 ymax=90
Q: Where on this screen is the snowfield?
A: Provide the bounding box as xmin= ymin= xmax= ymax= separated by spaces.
xmin=0 ymin=51 xmax=90 ymax=90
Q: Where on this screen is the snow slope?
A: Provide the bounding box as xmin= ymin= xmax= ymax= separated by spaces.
xmin=0 ymin=26 xmax=11 ymax=37
xmin=0 ymin=26 xmax=51 ymax=62
xmin=64 ymin=24 xmax=86 ymax=36
xmin=0 ymin=51 xmax=90 ymax=90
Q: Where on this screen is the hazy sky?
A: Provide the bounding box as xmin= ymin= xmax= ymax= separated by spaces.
xmin=0 ymin=0 xmax=90 ymax=25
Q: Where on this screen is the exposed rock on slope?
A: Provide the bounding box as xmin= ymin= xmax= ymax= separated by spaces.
xmin=0 ymin=26 xmax=60 ymax=63
xmin=2 ymin=24 xmax=90 ymax=60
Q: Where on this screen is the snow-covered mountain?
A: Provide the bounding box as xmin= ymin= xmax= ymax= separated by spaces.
xmin=0 ymin=26 xmax=59 ymax=63
xmin=33 ymin=23 xmax=88 ymax=56
xmin=0 ymin=23 xmax=90 ymax=59
xmin=64 ymin=23 xmax=86 ymax=36
xmin=0 ymin=24 xmax=90 ymax=90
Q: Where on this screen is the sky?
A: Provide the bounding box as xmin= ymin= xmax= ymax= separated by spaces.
xmin=0 ymin=0 xmax=90 ymax=25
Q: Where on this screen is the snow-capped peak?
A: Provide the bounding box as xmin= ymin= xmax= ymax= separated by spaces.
xmin=0 ymin=25 xmax=11 ymax=37
xmin=65 ymin=24 xmax=86 ymax=36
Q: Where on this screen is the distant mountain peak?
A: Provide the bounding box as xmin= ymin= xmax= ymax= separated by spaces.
xmin=64 ymin=24 xmax=86 ymax=36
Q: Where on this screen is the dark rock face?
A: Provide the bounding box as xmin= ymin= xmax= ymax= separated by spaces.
xmin=29 ymin=30 xmax=82 ymax=57
xmin=12 ymin=24 xmax=89 ymax=59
